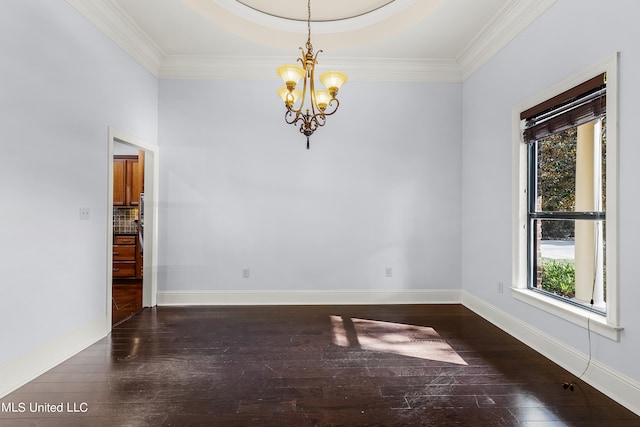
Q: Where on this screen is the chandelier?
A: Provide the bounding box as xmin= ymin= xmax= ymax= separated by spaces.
xmin=276 ymin=0 xmax=348 ymax=149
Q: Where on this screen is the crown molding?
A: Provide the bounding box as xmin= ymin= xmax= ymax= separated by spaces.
xmin=457 ymin=0 xmax=557 ymax=80
xmin=65 ymin=0 xmax=163 ymax=77
xmin=159 ymin=55 xmax=462 ymax=82
xmin=338 ymin=58 xmax=462 ymax=83
xmin=66 ymin=0 xmax=556 ymax=83
xmin=159 ymin=55 xmax=277 ymax=81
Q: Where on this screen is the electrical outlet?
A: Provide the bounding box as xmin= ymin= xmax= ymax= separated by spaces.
xmin=385 ymin=267 xmax=392 ymax=278
xmin=242 ymin=268 xmax=250 ymax=278
xmin=79 ymin=207 xmax=90 ymax=220
xmin=497 ymin=281 xmax=504 ymax=293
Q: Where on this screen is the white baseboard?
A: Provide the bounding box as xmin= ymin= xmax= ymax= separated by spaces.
xmin=157 ymin=289 xmax=462 ymax=306
xmin=461 ymin=291 xmax=640 ymax=417
xmin=0 ymin=316 xmax=109 ymax=399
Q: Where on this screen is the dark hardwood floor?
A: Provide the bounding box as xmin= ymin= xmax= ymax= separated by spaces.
xmin=1 ymin=304 xmax=637 ymax=426
xmin=111 ymin=280 xmax=142 ymax=326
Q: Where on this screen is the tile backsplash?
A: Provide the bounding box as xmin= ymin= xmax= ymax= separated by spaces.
xmin=113 ymin=207 xmax=139 ymax=234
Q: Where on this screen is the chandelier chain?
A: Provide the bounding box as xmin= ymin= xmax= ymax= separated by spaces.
xmin=306 ymin=0 xmax=312 ymax=50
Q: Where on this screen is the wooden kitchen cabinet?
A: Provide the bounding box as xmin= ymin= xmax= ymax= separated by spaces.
xmin=113 ymin=158 xmax=126 ymax=206
xmin=113 ymin=155 xmax=143 ymax=207
xmin=113 ymin=235 xmax=137 ymax=278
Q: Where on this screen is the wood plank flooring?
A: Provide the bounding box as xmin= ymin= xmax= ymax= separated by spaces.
xmin=1 ymin=304 xmax=638 ymax=426
xmin=111 ymin=280 xmax=142 ymax=326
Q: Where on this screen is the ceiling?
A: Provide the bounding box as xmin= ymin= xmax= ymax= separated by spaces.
xmin=66 ymin=0 xmax=556 ymax=81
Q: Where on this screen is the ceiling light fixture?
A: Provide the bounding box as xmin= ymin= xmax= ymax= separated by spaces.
xmin=276 ymin=0 xmax=348 ymax=149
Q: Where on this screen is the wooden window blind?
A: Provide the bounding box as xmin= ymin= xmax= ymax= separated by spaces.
xmin=521 ymin=73 xmax=606 ymax=144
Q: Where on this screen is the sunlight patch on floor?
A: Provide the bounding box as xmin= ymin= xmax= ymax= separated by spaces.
xmin=330 ymin=315 xmax=467 ymax=365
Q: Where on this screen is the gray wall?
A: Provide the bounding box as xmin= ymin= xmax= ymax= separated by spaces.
xmin=157 ymin=80 xmax=462 ymax=294
xmin=0 ymin=0 xmax=157 ymax=369
xmin=461 ymin=0 xmax=640 ymax=386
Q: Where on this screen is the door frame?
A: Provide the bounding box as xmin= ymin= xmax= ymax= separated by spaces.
xmin=107 ymin=127 xmax=159 ymax=324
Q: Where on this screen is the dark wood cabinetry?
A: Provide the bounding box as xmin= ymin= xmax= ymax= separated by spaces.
xmin=114 ymin=155 xmax=143 ymax=207
xmin=113 ymin=159 xmax=126 ymax=206
xmin=113 ymin=235 xmax=137 ymax=278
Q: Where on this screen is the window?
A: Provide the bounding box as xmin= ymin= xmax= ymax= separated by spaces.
xmin=512 ymin=55 xmax=620 ymax=340
xmin=525 ymin=74 xmax=606 ymax=312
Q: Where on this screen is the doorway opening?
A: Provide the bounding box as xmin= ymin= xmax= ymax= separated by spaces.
xmin=108 ymin=128 xmax=158 ymax=328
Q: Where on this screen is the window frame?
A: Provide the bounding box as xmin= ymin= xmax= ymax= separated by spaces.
xmin=527 ymin=137 xmax=606 ymax=313
xmin=512 ymin=54 xmax=621 ymax=341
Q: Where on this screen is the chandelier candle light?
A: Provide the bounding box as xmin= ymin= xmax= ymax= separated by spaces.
xmin=277 ymin=0 xmax=348 ymax=149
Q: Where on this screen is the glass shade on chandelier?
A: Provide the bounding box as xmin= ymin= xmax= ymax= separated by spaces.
xmin=276 ymin=0 xmax=347 ymax=149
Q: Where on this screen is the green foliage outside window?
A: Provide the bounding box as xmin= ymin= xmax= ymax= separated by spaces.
xmin=541 ymin=259 xmax=575 ymax=298
xmin=538 ymin=119 xmax=606 ymax=240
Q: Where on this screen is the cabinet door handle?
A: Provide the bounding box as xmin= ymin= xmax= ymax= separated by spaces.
xmin=113 ymin=267 xmax=120 ymax=272
xmin=113 ymin=252 xmax=120 ymax=255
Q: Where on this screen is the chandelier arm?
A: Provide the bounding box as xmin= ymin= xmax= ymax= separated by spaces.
xmin=320 ymin=98 xmax=340 ymax=116
xmin=299 ymin=57 xmax=310 ymax=111
xmin=308 ymin=50 xmax=322 ymax=115
xmin=309 ymin=113 xmax=326 ymax=128
xmin=284 ymin=109 xmax=297 ymax=124
xmin=308 ymin=78 xmax=318 ymax=117
xmin=287 ymin=103 xmax=304 ymax=117
xmin=286 ymin=111 xmax=310 ymax=127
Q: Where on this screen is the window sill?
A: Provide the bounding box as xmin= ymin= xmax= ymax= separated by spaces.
xmin=511 ymin=287 xmax=621 ymax=341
